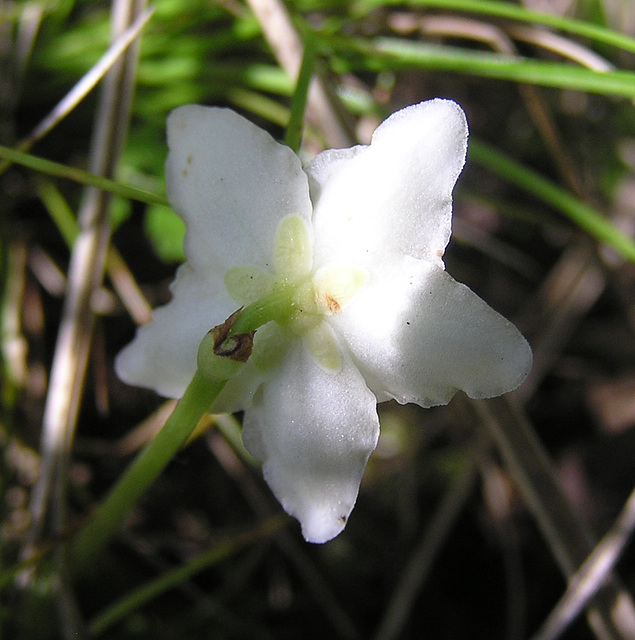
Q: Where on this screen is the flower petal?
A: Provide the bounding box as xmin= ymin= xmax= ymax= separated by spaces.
xmin=166 ymin=105 xmax=312 ymax=273
xmin=115 ymin=263 xmax=236 ymax=398
xmin=306 ymin=99 xmax=468 ymax=269
xmin=242 ymin=339 xmax=379 ymax=543
xmin=330 ymin=256 xmax=532 ymax=407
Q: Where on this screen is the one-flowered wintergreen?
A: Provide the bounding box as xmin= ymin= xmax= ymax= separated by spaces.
xmin=116 ymin=100 xmax=532 ymax=543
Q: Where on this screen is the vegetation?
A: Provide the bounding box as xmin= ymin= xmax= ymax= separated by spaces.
xmin=1 ymin=0 xmax=634 ymax=638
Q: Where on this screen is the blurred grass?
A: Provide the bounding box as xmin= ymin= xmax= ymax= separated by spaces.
xmin=1 ymin=0 xmax=635 ymax=639
xmin=355 ymin=0 xmax=635 ymax=54
xmin=331 ymin=37 xmax=635 ymax=96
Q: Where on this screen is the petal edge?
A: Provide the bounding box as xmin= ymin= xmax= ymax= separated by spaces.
xmin=331 ymin=256 xmax=532 ymax=408
xmin=242 ymin=339 xmax=379 ymax=543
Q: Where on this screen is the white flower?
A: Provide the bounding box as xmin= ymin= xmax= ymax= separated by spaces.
xmin=116 ymin=100 xmax=532 ymax=543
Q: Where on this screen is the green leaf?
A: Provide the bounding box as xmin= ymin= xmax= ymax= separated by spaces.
xmin=285 ymin=30 xmax=318 ymax=153
xmin=469 ymin=140 xmax=635 ymax=262
xmin=144 ymin=205 xmax=186 ymax=263
xmin=353 ymin=0 xmax=635 ymax=55
xmin=0 ymin=145 xmax=168 ymax=207
xmin=333 ymin=38 xmax=635 ymax=98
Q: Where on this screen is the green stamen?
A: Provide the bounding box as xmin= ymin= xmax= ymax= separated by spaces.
xmin=222 ymin=214 xmax=368 ymax=373
xmin=273 ymin=215 xmax=313 ymax=281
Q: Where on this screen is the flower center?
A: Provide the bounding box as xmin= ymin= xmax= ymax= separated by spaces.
xmin=224 ymin=215 xmax=367 ymax=371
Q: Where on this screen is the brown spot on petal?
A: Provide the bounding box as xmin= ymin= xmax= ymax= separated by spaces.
xmin=325 ymin=295 xmax=341 ymax=313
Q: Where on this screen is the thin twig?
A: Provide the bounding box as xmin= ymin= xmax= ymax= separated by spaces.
xmin=23 ymin=0 xmax=147 ymax=573
xmin=400 ymin=13 xmax=584 ymax=195
xmin=105 ymin=247 xmax=153 ymax=326
xmin=1 ymin=242 xmax=28 ymax=402
xmin=75 ymin=400 xmax=177 ymax=457
xmin=0 ymin=7 xmax=154 ymax=175
xmin=372 ymin=446 xmax=479 ymax=640
xmin=507 ymin=24 xmax=614 ymax=71
xmin=35 ymin=177 xmax=153 ymax=326
xmin=518 ymin=244 xmax=605 ymax=401
xmin=0 ymin=2 xmax=43 ymax=143
xmin=207 ymin=431 xmax=362 ymax=640
xmin=245 ymin=0 xmax=355 ymax=148
xmin=469 ymin=395 xmax=635 ymax=640
xmin=531 ymin=486 xmax=635 ymax=640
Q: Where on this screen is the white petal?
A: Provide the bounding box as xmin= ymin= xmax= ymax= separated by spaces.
xmin=331 ymin=256 xmax=532 ymax=407
xmin=306 ymin=99 xmax=468 ymax=269
xmin=116 ymin=263 xmax=236 ymax=398
xmin=166 ymin=105 xmax=312 ymax=273
xmin=242 ymin=340 xmax=379 ymax=543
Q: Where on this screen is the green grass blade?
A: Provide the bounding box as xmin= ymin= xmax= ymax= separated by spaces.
xmin=284 ymin=30 xmax=317 ymax=153
xmin=469 ymin=140 xmax=635 ymax=262
xmin=88 ymin=516 xmax=286 ymax=636
xmin=0 ymin=145 xmax=168 ymax=207
xmin=68 ymin=371 xmax=226 ymax=573
xmin=336 ymin=38 xmax=635 ymax=97
xmin=355 ymin=0 xmax=635 ymax=55
xmin=36 ymin=179 xmax=79 ymax=246
xmin=228 ymin=87 xmax=290 ymax=126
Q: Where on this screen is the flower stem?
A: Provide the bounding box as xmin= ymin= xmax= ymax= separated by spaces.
xmin=68 ymin=370 xmax=225 ymax=574
xmin=68 ymin=287 xmax=296 ymax=574
xmin=231 ymin=283 xmax=297 ymax=334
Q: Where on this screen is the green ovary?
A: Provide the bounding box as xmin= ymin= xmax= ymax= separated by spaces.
xmin=224 ymin=215 xmax=367 ymax=372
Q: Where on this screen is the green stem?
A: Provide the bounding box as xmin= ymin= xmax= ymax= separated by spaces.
xmin=88 ymin=515 xmax=287 ymax=636
xmin=68 ymin=285 xmax=297 ymax=573
xmin=469 ymin=140 xmax=635 ymax=262
xmin=352 ymin=0 xmax=635 ymax=55
xmin=0 ymin=144 xmax=168 ymax=208
xmin=284 ymin=29 xmax=317 ymax=153
xmin=231 ymin=284 xmax=297 ymax=334
xmin=409 ymin=0 xmax=635 ymax=55
xmin=332 ymin=37 xmax=635 ymax=98
xmin=68 ymin=370 xmax=225 ymax=573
